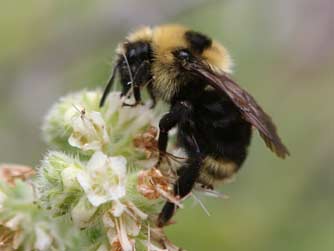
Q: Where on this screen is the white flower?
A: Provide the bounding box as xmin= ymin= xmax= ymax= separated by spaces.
xmin=111 ymin=199 xmax=126 ymax=217
xmin=103 ymin=92 xmax=123 ymax=118
xmin=4 ymin=214 xmax=24 ymax=230
xmin=103 ymin=208 xmax=141 ymax=251
xmin=71 ymin=197 xmax=97 ymax=228
xmin=69 ymin=109 xmax=110 ymax=152
xmin=96 ymin=244 xmax=109 ymax=251
xmin=0 ymin=190 xmax=6 ymax=210
xmin=101 ymin=198 xmax=148 ymax=251
xmin=34 ymin=225 xmax=53 ymax=251
xmin=77 ymin=152 xmax=127 ymax=207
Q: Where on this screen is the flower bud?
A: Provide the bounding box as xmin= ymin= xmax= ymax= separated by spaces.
xmin=42 ymin=90 xmax=102 ymax=155
xmin=0 ymin=180 xmax=83 ymax=251
xmin=37 ymin=151 xmax=84 ymax=216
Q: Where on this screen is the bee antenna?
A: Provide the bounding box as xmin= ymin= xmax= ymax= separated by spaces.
xmin=72 ymin=104 xmax=82 ymax=113
xmin=121 ymin=51 xmax=135 ymax=92
xmin=100 ymin=62 xmax=119 ymax=107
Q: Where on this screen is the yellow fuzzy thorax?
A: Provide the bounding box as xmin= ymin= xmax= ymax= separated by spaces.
xmin=152 ymin=24 xmax=233 ymax=73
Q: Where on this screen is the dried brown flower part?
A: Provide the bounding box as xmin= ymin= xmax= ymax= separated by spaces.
xmin=0 ymin=164 xmax=35 ymax=186
xmin=133 ymin=126 xmax=158 ymax=159
xmin=103 ymin=199 xmax=147 ymax=251
xmin=149 ymin=226 xmax=183 ymax=251
xmin=111 ymin=239 xmax=123 ymax=251
xmin=0 ymin=225 xmax=23 ymax=251
xmin=137 ymin=168 xmax=170 ymax=200
xmin=137 ymin=168 xmax=184 ymax=208
xmin=0 ymin=225 xmax=14 ymax=250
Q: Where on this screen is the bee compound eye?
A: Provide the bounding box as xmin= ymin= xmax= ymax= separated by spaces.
xmin=176 ymin=49 xmax=191 ymax=61
xmin=128 ymin=48 xmax=136 ymax=58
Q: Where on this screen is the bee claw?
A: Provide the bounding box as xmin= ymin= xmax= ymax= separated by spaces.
xmin=155 ymin=160 xmax=162 ymax=169
xmin=155 ymin=152 xmax=167 ymax=168
xmin=201 ymin=184 xmax=214 ymax=190
xmin=122 ymin=100 xmax=144 ymax=107
xmin=157 ymin=219 xmax=176 ymax=228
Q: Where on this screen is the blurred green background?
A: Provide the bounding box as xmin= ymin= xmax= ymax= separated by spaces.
xmin=0 ymin=0 xmax=333 ymax=250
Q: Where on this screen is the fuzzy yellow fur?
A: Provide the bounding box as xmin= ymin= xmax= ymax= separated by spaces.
xmin=198 ymin=156 xmax=238 ymax=187
xmin=203 ymin=40 xmax=233 ymax=74
xmin=116 ymin=26 xmax=153 ymax=55
xmin=152 ymin=24 xmax=233 ymax=101
xmin=115 ymin=24 xmax=233 ymax=101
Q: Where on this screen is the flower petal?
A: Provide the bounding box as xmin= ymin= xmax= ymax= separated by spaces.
xmin=109 ymin=156 xmax=127 ymax=178
xmin=111 ymin=200 xmax=126 ymax=217
xmin=34 ymin=226 xmax=53 ymax=251
xmin=102 ymin=212 xmax=115 ymax=229
xmin=76 ymin=171 xmax=92 ymax=194
xmin=0 ymin=190 xmax=6 ymax=209
xmin=68 ymin=110 xmax=109 ymax=152
xmin=86 ymin=151 xmax=108 ymax=172
xmin=85 ymin=191 xmax=110 ymax=207
xmin=123 ymin=213 xmax=141 ymax=237
xmin=5 ymin=214 xmax=24 ymax=230
xmin=71 ymin=197 xmax=98 ymax=228
xmin=117 ymin=217 xmax=134 ymax=251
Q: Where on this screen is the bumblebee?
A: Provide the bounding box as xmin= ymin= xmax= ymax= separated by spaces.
xmin=100 ymin=24 xmax=289 ymax=227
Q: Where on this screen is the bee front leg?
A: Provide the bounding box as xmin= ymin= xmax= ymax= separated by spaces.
xmin=122 ymin=84 xmax=144 ymax=107
xmin=156 ymin=113 xmax=177 ymax=168
xmin=122 ymin=60 xmax=150 ymax=107
xmin=156 ymin=101 xmax=192 ymax=168
xmin=147 ymin=83 xmax=157 ymax=108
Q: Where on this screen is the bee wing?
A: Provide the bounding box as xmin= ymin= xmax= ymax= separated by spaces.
xmin=185 ymin=61 xmax=289 ymax=158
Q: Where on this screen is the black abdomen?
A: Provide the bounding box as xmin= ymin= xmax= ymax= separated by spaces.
xmin=177 ymin=90 xmax=252 ymax=185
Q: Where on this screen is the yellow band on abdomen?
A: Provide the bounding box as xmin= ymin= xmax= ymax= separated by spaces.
xmin=198 ymin=156 xmax=239 ymax=187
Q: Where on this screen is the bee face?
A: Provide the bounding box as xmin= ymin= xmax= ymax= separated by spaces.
xmin=101 ymin=24 xmax=234 ymax=105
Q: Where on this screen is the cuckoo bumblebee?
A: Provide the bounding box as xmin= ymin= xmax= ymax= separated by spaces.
xmin=100 ymin=24 xmax=289 ymax=227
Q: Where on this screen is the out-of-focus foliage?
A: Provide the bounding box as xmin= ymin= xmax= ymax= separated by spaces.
xmin=0 ymin=0 xmax=333 ymax=250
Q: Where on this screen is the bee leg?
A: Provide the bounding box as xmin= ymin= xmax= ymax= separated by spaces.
xmin=122 ymin=60 xmax=150 ymax=107
xmin=156 ymin=102 xmax=192 ymax=167
xmin=147 ymin=83 xmax=157 ymax=108
xmin=158 ymin=132 xmax=201 ymax=227
xmin=122 ymin=84 xmax=144 ymax=107
xmin=156 ymin=112 xmax=178 ymax=167
xmin=120 ymin=85 xmax=130 ymax=98
xmin=201 ymin=184 xmax=214 ymax=190
xmin=158 ymin=156 xmax=202 ymax=227
xmin=133 ymin=84 xmax=142 ymax=104
xmin=135 ymin=60 xmax=156 ymax=108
